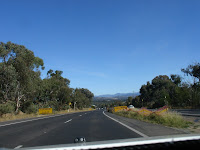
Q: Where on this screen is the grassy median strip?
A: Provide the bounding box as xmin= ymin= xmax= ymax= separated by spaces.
xmin=114 ymin=111 xmax=192 ymax=128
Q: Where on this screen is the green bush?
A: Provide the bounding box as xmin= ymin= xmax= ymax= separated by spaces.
xmin=40 ymin=103 xmax=51 ymax=108
xmin=0 ymin=101 xmax=15 ymax=115
xmin=38 ymin=101 xmax=59 ymax=111
xmin=47 ymin=101 xmax=60 ymax=111
xmin=60 ymin=104 xmax=70 ymax=110
xmin=25 ymin=104 xmax=38 ymax=114
xmin=21 ymin=100 xmax=32 ymax=113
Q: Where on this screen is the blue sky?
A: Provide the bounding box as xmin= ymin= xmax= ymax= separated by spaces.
xmin=1 ymin=0 xmax=200 ymax=96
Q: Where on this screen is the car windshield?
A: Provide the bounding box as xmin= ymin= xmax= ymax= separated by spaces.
xmin=0 ymin=0 xmax=200 ymax=149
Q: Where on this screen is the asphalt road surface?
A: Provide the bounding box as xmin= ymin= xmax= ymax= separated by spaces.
xmin=172 ymin=109 xmax=200 ymax=117
xmin=0 ymin=110 xmax=142 ymax=149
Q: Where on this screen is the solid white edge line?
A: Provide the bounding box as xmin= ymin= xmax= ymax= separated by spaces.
xmin=103 ymin=111 xmax=148 ymax=138
xmin=0 ymin=111 xmax=90 ymax=127
xmin=0 ymin=113 xmax=70 ymax=127
xmin=14 ymin=145 xmax=23 ymax=149
xmin=64 ymin=119 xmax=72 ymax=123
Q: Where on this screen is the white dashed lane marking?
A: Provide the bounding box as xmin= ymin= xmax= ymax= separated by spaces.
xmin=14 ymin=145 xmax=23 ymax=149
xmin=64 ymin=119 xmax=72 ymax=123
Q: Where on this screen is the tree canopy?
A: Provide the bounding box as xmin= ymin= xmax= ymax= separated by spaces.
xmin=136 ymin=68 xmax=200 ymax=108
xmin=0 ymin=42 xmax=94 ymax=115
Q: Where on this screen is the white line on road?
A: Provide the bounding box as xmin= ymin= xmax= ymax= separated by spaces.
xmin=64 ymin=119 xmax=72 ymax=123
xmin=14 ymin=145 xmax=23 ymax=149
xmin=0 ymin=113 xmax=69 ymax=127
xmin=103 ymin=111 xmax=148 ymax=138
xmin=79 ymin=115 xmax=82 ymax=116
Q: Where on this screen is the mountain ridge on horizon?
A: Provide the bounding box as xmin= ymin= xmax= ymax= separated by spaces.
xmin=95 ymin=92 xmax=140 ymax=98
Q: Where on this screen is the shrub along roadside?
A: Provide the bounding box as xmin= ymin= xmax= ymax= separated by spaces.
xmin=0 ymin=101 xmax=16 ymax=115
xmin=114 ymin=111 xmax=192 ymax=128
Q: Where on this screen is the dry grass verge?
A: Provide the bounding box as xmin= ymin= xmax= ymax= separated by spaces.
xmin=114 ymin=110 xmax=192 ymax=128
xmin=0 ymin=108 xmax=93 ymax=122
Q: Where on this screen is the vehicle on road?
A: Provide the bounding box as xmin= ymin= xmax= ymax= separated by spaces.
xmin=128 ymin=105 xmax=135 ymax=109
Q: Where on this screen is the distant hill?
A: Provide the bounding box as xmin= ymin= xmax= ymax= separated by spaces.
xmin=93 ymin=92 xmax=140 ymax=101
xmin=96 ymin=92 xmax=140 ymax=98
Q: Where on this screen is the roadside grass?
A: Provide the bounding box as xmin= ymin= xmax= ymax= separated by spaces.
xmin=0 ymin=113 xmax=38 ymax=122
xmin=114 ymin=110 xmax=193 ymax=128
xmin=0 ymin=108 xmax=93 ymax=122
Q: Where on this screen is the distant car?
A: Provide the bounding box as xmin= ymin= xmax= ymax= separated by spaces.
xmin=128 ymin=105 xmax=134 ymax=108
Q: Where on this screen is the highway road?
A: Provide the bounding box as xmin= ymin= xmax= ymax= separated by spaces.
xmin=0 ymin=110 xmax=186 ymax=149
xmin=0 ymin=110 xmax=142 ymax=149
xmin=173 ymin=109 xmax=200 ymax=117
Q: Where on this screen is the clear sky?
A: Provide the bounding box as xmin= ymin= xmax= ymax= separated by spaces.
xmin=1 ymin=0 xmax=200 ymax=96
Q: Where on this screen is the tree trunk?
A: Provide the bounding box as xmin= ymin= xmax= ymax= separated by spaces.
xmin=15 ymin=93 xmax=24 ymax=113
xmin=14 ymin=82 xmax=24 ymax=113
xmin=15 ymin=98 xmax=20 ymax=113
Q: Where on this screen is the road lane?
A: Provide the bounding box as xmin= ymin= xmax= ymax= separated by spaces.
xmin=103 ymin=111 xmax=148 ymax=137
xmin=173 ymin=109 xmax=200 ymax=117
xmin=0 ymin=110 xmax=141 ymax=148
xmin=0 ymin=111 xmax=89 ymax=148
xmin=0 ymin=110 xmax=187 ymax=149
xmin=21 ymin=110 xmax=141 ymax=148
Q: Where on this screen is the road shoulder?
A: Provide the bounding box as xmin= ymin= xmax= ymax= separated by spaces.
xmin=104 ymin=111 xmax=188 ymax=137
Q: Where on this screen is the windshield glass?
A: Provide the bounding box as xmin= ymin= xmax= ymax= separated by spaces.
xmin=0 ymin=0 xmax=200 ymax=149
